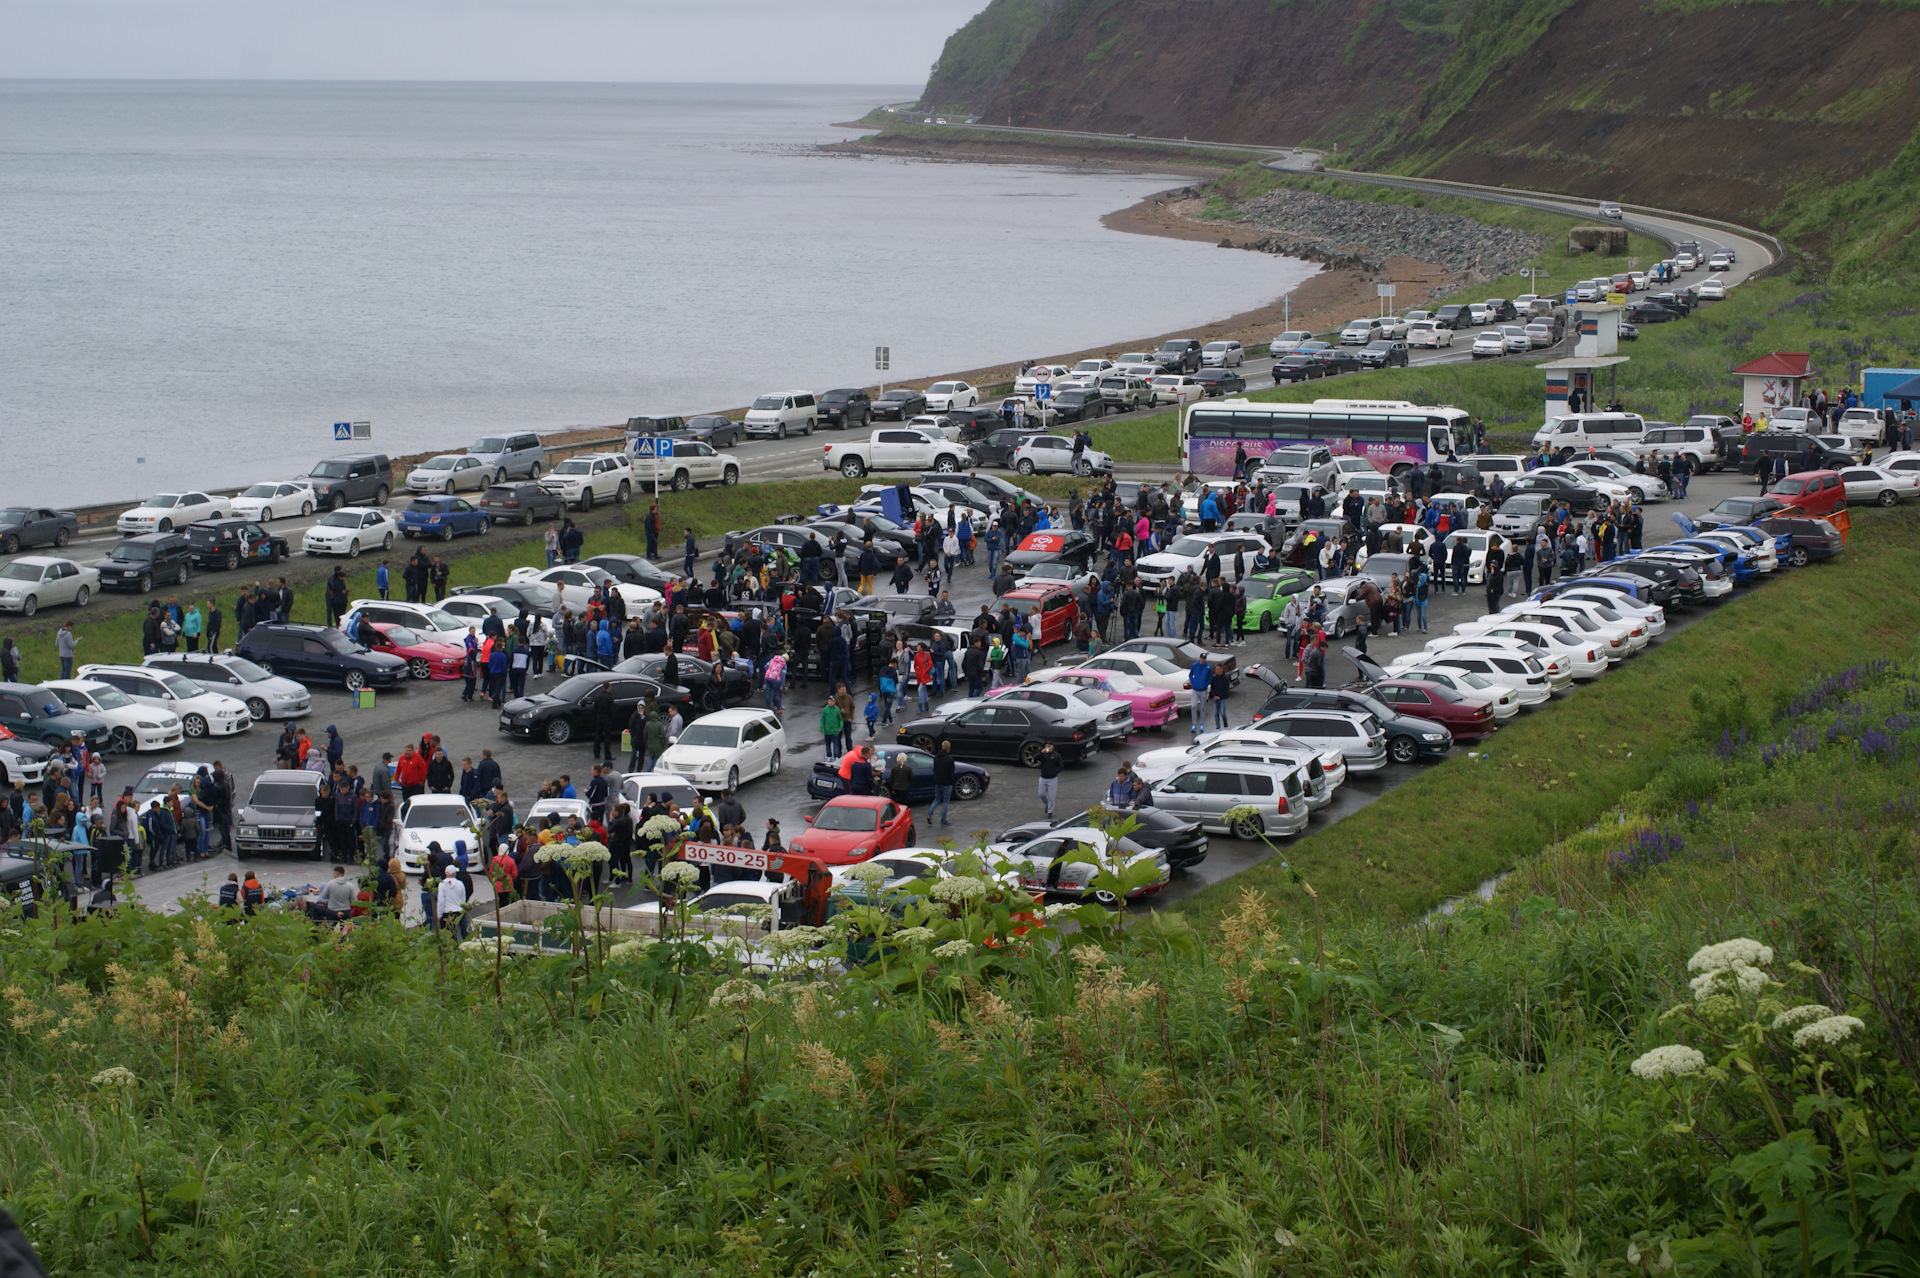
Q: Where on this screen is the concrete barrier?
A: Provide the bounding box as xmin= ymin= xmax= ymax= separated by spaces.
xmin=1568 ymin=226 xmax=1628 ymax=256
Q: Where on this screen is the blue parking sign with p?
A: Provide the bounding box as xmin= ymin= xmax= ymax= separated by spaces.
xmin=333 ymin=422 xmax=352 ymax=441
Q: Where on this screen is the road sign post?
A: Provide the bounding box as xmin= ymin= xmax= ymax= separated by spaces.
xmin=876 ymin=345 xmax=890 ymax=394
xmin=1376 ymin=282 xmax=1396 ymax=318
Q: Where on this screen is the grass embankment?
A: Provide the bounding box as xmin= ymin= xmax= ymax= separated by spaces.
xmin=2 ymin=475 xmax=1084 ymax=682
xmin=864 ymin=122 xmax=1273 ymax=168
xmin=4 ymin=602 xmax=1918 ymax=1274
xmin=1183 ymin=502 xmax=1920 ymax=930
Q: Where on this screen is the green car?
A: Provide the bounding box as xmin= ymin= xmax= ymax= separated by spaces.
xmin=1241 ymin=569 xmax=1320 ymax=632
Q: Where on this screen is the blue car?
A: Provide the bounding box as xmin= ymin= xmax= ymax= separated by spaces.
xmin=398 ymin=496 xmax=491 ymax=541
xmin=806 ymin=743 xmax=991 ymax=804
xmin=1666 ymin=538 xmax=1761 ymax=583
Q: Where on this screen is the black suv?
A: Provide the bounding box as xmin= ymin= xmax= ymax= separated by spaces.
xmin=1358 ymin=340 xmax=1410 ymax=369
xmin=1434 ymin=304 xmax=1468 ymax=330
xmin=816 ymin=389 xmax=873 ymax=430
xmin=480 ymin=482 xmax=564 ymax=526
xmin=1194 ymin=368 xmax=1248 ymax=397
xmin=1049 ymin=388 xmax=1109 ymax=422
xmin=969 ymin=428 xmax=1045 ymax=468
xmin=499 ymin=671 xmax=689 ymax=745
xmin=234 ymin=623 xmax=408 ymax=693
xmin=306 ymin=454 xmax=392 ymax=510
xmin=96 ymin=533 xmax=193 ymax=593
xmin=945 ymin=406 xmax=1004 ymax=441
xmin=1250 ymin=686 xmax=1452 ymax=765
xmin=1737 ymin=433 xmax=1853 ymax=475
xmin=1152 ymin=339 xmax=1203 ymax=373
xmin=185 ymin=518 xmax=289 ymax=571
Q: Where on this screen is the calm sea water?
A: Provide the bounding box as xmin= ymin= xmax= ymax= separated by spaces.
xmin=1 ymin=82 xmax=1315 ymax=504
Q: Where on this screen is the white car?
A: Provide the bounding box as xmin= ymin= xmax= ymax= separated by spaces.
xmin=655 ymin=708 xmax=787 ymax=792
xmin=1134 ymin=531 xmax=1269 ymax=587
xmin=229 ymin=480 xmax=316 ymax=521
xmin=1524 ymin=322 xmax=1556 ymax=348
xmin=1013 ymin=562 xmax=1090 ymax=591
xmin=1835 ymin=407 xmax=1884 ymax=439
xmin=1470 ymin=331 xmax=1507 ymax=358
xmin=1429 ymin=530 xmax=1508 ymax=585
xmin=1697 ymin=278 xmax=1727 ymax=301
xmin=1707 ymin=252 xmax=1732 ymax=271
xmin=1071 ymin=359 xmax=1114 ymax=378
xmin=996 ymin=826 xmax=1169 ymax=904
xmin=742 ymin=390 xmax=818 ymax=438
xmin=1008 ymin=435 xmax=1113 ymax=477
xmin=1559 ymin=459 xmax=1669 ymax=502
xmin=1418 ymin=634 xmax=1572 ymax=687
xmin=1012 ymin=366 xmax=1072 ymax=397
xmin=1148 ymin=375 xmax=1205 ymax=406
xmin=397 ymin=794 xmax=482 ymax=875
xmin=1385 ymin=651 xmax=1552 ymax=705
xmin=1532 ymin=466 xmax=1635 ymax=505
xmin=117 ymin=491 xmax=226 ymax=535
xmin=1689 ymin=527 xmax=1778 ymax=574
xmin=1674 ymin=252 xmax=1698 ymax=271
xmin=346 ymin=598 xmax=470 ymax=640
xmin=44 ymin=679 xmax=183 ymax=753
xmin=302 ymin=507 xmax=399 ymax=558
xmin=1340 ymin=318 xmax=1384 ymax=345
xmin=1039 ymin=653 xmax=1190 ymax=693
xmin=1465 ymin=304 xmax=1493 ymax=326
xmin=143 ymin=651 xmax=313 ymax=721
xmin=1838 ymin=464 xmax=1920 ymax=506
xmin=1407 ymin=321 xmax=1453 ymax=348
xmin=1437 ymin=623 xmax=1600 ymax=680
xmin=1201 ymin=341 xmax=1244 ymax=367
xmin=1538 ymin=587 xmax=1665 ymax=638
xmin=1505 ymin=598 xmax=1647 ymax=652
xmin=822 ymin=427 xmax=967 ymax=479
xmin=1172 ymin=480 xmax=1243 ymax=524
xmin=1493 ymin=604 xmax=1635 ymax=660
xmin=1132 ymin=731 xmax=1340 ymax=810
xmin=526 ymin=797 xmax=592 ymax=832
xmin=75 ymin=663 xmax=252 ymax=739
xmin=922 ymin=381 xmax=979 ymax=411
xmin=1499 ymin=325 xmax=1532 ymax=353
xmin=636 ymin=440 xmax=739 ymax=493
xmin=0 ymin=556 xmax=99 ymax=616
xmin=540 ymin=453 xmax=633 ymax=510
xmin=508 ymin=564 xmax=660 ymax=613
xmin=407 ymin=454 xmax=490 ymax=495
xmin=1269 ymin=331 xmax=1313 ymax=354
xmin=436 ymin=593 xmax=519 ymax=627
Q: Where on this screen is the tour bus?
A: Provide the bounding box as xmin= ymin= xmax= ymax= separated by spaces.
xmin=1179 ymin=398 xmax=1472 ymax=477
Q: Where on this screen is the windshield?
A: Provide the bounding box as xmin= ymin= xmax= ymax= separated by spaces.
xmin=551 ymin=676 xmax=607 ymax=702
xmin=0 ymin=564 xmax=40 ymax=582
xmin=248 ymin=781 xmax=316 ymax=809
xmin=240 ymin=484 xmax=278 ymax=498
xmin=1243 ymin=579 xmax=1279 ymax=601
xmin=751 ymin=396 xmax=786 ymax=410
xmin=418 ymin=457 xmax=453 ymax=470
xmin=157 ymin=674 xmax=203 ymax=699
xmin=382 ymin=625 xmax=422 ymax=646
xmin=0 ymin=509 xmax=32 ymax=523
xmin=317 ymin=512 xmax=360 ymax=528
xmin=214 ymin=657 xmax=270 ymax=681
xmin=472 ymin=437 xmax=506 ymax=453
xmin=551 ymin=459 xmax=592 ymax=476
xmin=930 ymin=382 xmax=959 ymax=393
xmin=1167 ymin=537 xmax=1213 ymax=556
xmin=404 ymin=802 xmax=472 ymax=828
xmin=86 ymin=686 xmax=135 ymax=710
xmin=110 ymin=544 xmax=154 ymax=562
xmin=1772 ymin=478 xmax=1808 ymax=496
xmin=405 ymin=500 xmax=445 ymax=513
xmin=814 ymin=805 xmax=879 ymax=832
xmin=144 ymin=495 xmax=181 ymax=508
xmin=309 ymin=461 xmax=351 ymax=479
xmin=675 ymin=724 xmax=741 ymax=748
xmin=1142 ymin=657 xmax=1181 ymax=676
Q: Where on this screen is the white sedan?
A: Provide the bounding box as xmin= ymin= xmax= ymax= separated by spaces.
xmin=229 ymin=480 xmax=316 ymax=521
xmin=1407 ymin=322 xmax=1453 ymax=348
xmin=44 ymin=679 xmax=183 ymax=753
xmin=1470 ymin=332 xmax=1507 ymax=358
xmin=397 ymin=794 xmax=483 ymax=875
xmin=1558 ymin=459 xmax=1670 ymax=502
xmin=1041 ymin=652 xmax=1191 ymax=692
xmin=922 ymin=381 xmax=979 ymax=412
xmin=1148 ymin=375 xmax=1205 ymax=406
xmin=507 ymin=564 xmax=660 ymax=613
xmin=75 ymin=663 xmax=252 ymax=738
xmin=407 ymin=454 xmax=490 ymax=495
xmin=302 ymin=507 xmax=400 ymax=558
xmin=0 ymin=556 xmax=100 ymax=615
xmin=654 ymin=708 xmax=787 ymax=792
xmin=1697 ymin=278 xmax=1727 ymax=300
xmin=1837 ymin=465 xmax=1920 ymax=506
xmin=117 ymin=491 xmax=227 ymax=535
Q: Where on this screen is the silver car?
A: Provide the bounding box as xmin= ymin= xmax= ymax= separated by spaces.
xmin=143 ymin=652 xmax=312 ymax=722
xmin=407 ymin=455 xmax=490 ymax=495
xmin=1253 ymin=708 xmax=1389 ymax=771
xmin=1151 ymin=759 xmax=1312 ymax=839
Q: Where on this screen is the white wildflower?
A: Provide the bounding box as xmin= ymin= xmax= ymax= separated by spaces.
xmin=892 ymin=926 xmax=937 ymax=950
xmin=709 ymin=978 xmax=767 ymax=1010
xmin=1792 ymin=1015 xmax=1865 ymax=1050
xmin=1042 ymin=903 xmax=1078 ymax=918
xmin=1770 ymin=1004 xmax=1832 ymax=1032
xmin=607 ymin=937 xmax=658 ymax=961
xmin=640 ymin=814 xmax=686 ymax=843
xmin=843 ymin=863 xmax=893 ymax=889
xmin=1629 ymin=1045 xmax=1707 ymax=1080
xmin=933 ymin=940 xmax=974 ymax=959
xmin=658 ymin=861 xmax=700 ymax=889
xmin=90 ymin=1066 xmax=137 ymax=1087
xmin=929 ymin=876 xmax=988 ymax=905
xmin=1687 ymin=938 xmax=1773 ymax=974
xmin=1690 ymin=963 xmax=1773 ymax=1001
xmin=532 ymin=839 xmax=611 ymax=874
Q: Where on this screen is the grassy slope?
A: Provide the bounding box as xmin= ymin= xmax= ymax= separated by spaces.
xmin=918 ymin=0 xmax=1062 ymax=113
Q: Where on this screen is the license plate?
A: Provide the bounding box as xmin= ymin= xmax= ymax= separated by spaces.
xmin=499 ymin=714 xmax=511 ymax=727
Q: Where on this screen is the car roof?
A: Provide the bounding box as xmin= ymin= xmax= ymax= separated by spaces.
xmin=696 ymin=708 xmax=779 ymax=725
xmin=821 ymin=794 xmax=891 ymax=809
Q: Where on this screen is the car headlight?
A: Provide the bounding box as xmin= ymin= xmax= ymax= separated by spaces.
xmin=136 ymin=720 xmax=162 ymax=729
xmin=237 ymin=826 xmax=259 ymax=838
xmin=1422 ymin=732 xmax=1446 ymax=741
xmin=850 ymin=846 xmax=870 ymax=858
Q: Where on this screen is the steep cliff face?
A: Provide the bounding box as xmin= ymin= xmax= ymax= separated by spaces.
xmin=918 ymin=0 xmax=1920 ymax=226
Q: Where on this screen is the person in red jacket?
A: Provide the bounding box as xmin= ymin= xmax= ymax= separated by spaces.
xmin=394 ymin=744 xmax=430 ymax=801
xmin=912 ymin=645 xmax=934 ymax=714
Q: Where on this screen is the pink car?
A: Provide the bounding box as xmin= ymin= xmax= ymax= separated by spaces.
xmin=1019 ymin=669 xmax=1181 ymax=729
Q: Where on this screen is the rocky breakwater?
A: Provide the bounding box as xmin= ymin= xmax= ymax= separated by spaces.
xmin=1217 ymin=189 xmax=1550 ymax=282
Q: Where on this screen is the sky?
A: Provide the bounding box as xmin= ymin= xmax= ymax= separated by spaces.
xmin=0 ymin=0 xmax=985 ymax=81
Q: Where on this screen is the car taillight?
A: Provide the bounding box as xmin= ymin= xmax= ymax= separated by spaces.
xmin=1275 ymin=796 xmax=1289 ymax=814
xmin=1071 ymin=729 xmax=1088 ymax=740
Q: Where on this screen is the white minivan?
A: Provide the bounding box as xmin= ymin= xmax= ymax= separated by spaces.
xmin=743 ymin=391 xmax=818 ymax=439
xmin=1531 ymin=411 xmax=1647 ymax=452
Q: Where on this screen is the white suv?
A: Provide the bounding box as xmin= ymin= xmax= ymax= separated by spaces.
xmin=743 ymin=391 xmax=818 ymax=439
xmin=822 ymin=427 xmax=967 ymax=479
xmin=539 ymin=453 xmax=633 ymax=511
xmin=1009 ymin=435 xmax=1114 ymax=477
xmin=635 ymin=440 xmax=740 ymax=492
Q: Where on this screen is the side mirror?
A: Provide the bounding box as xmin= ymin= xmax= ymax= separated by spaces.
xmin=804 ymin=814 xmax=815 ymax=824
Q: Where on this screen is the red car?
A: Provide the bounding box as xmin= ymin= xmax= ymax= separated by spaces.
xmin=1768 ymin=470 xmax=1846 ymax=518
xmin=998 ymin=584 xmax=1080 ymax=649
xmin=1369 ymin=679 xmax=1496 ymax=741
xmin=786 ymin=795 xmax=914 ymax=866
xmin=364 ymin=622 xmax=466 ymax=680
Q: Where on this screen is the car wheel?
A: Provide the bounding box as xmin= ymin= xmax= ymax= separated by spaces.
xmin=530 ymin=463 xmax=542 ymax=480
xmin=406 ymin=657 xmax=431 ymax=681
xmin=74 ymin=586 xmax=88 ymax=608
xmin=56 ymin=526 xmax=75 ymax=548
xmin=545 ymin=718 xmax=573 ymax=745
xmin=670 ymin=471 xmax=690 ymax=493
xmin=347 ymin=539 xmax=361 ymax=558
xmin=1879 ymin=489 xmax=1898 ymax=507
xmin=777 ymin=423 xmax=788 ymax=440
xmin=1628 ymin=487 xmax=1645 ymax=504
xmin=381 ymin=533 xmax=394 ymax=550
xmin=18 ymin=595 xmax=34 ymax=617
xmin=183 ymin=713 xmax=209 ymax=738
xmin=108 ymin=726 xmax=137 ymax=754
xmin=726 ymin=765 xmax=740 ymax=790
xmin=341 ymin=669 xmax=368 ymax=694
xmin=722 ymin=466 xmax=739 ymax=487
xmin=1231 ymin=813 xmax=1264 ymax=840
xmin=523 ymin=511 xmax=535 ymax=526
xmin=1389 ymin=736 xmax=1418 ymax=765
xmin=1074 ymin=460 xmax=1092 ymax=477
xmin=495 ymin=470 xmax=507 ymax=484
xmin=1258 ymin=612 xmax=1273 ymax=632
xmin=328 ymin=492 xmax=345 ymax=512
xmin=1017 ymin=459 xmax=1036 ymax=475
xmin=443 ymin=481 xmax=456 ymax=495
xmin=2 ymin=534 xmax=19 ymax=555
xmin=374 ymin=486 xmax=389 ymax=505
xmin=158 ymin=519 xmax=172 ymax=532
xmin=477 ymin=517 xmax=491 ymax=536
xmin=178 ymin=562 xmax=190 ymax=585
xmin=935 ymin=455 xmax=960 ymax=474
xmin=223 ymin=550 xmax=239 ymax=571
xmin=1018 ymin=740 xmax=1045 ymax=768
xmin=804 ymin=420 xmax=815 ymax=435
xmin=911 ymin=733 xmax=938 ymax=751
xmin=441 ymin=524 xmax=455 ymax=542
xmin=137 ymin=572 xmax=153 ymax=593
xmin=246 ymin=696 xmax=270 ymax=721
xmin=577 ymin=487 xmax=594 ymax=513
xmin=953 ymin=773 xmax=982 ymax=800
xmin=768 ymin=750 xmax=781 ymax=777
xmin=1789 ymin=547 xmax=1810 ymax=567
xmin=840 ymin=458 xmax=866 ymax=478
xmin=616 ymin=481 xmax=632 ymax=505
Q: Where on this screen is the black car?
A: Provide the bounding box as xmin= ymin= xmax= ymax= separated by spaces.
xmin=1648 ymin=291 xmax=1695 ymax=315
xmin=808 ymin=519 xmax=915 ymax=566
xmin=871 ymin=389 xmax=927 ymax=421
xmin=1624 ymin=302 xmax=1678 ymax=325
xmin=896 ymin=701 xmax=1099 ymax=768
xmin=1505 ymin=472 xmax=1602 ymax=513
xmin=945 ymin=407 xmax=1004 ymax=441
xmin=459 ymin=581 xmax=559 ymax=619
xmin=1004 ymin=528 xmax=1098 ymax=571
xmin=1590 ymin=559 xmax=1701 ymax=603
xmin=806 ymin=743 xmax=991 ymax=803
xmin=95 ymin=533 xmax=193 ymax=593
xmin=1152 ymin=339 xmax=1203 ymax=373
xmin=235 ymin=623 xmax=409 ymax=692
xmin=969 ymin=428 xmax=1046 ymax=467
xmin=1753 ymin=515 xmax=1845 ymax=566
xmin=1738 ymin=434 xmax=1852 ymax=475
xmin=1194 ymin=368 xmax=1248 ymax=397
xmin=480 ymin=483 xmax=565 ymax=526
xmin=1309 ymin=348 xmax=1365 ymax=375
xmin=722 ymin=524 xmax=835 ymax=562
xmin=1434 ymin=304 xmax=1468 ymax=330
xmin=1357 ymin=340 xmax=1410 ymax=369
xmin=581 ymin=552 xmax=676 ymax=592
xmin=1426 ymin=460 xmax=1487 ymax=494
xmin=0 ymin=682 xmax=110 ymax=749
xmin=860 ymin=594 xmax=937 ymax=627
xmin=817 ymin=389 xmax=873 ymax=430
xmin=499 ymin=671 xmax=689 ymax=745
xmin=998 ymin=806 xmax=1208 ymax=871
xmin=1271 ymin=355 xmax=1329 ymax=383
xmin=612 ymin=652 xmax=753 ymax=706
xmin=683 ymin=415 xmax=743 ymax=448
xmin=1049 ymin=388 xmax=1109 ymax=423
xmin=1250 ymin=686 xmax=1452 ymax=765
xmin=184 ymin=518 xmax=288 ymax=571
xmin=0 ymin=507 xmax=78 ymax=555
xmin=1696 ymin=495 xmax=1787 ymax=530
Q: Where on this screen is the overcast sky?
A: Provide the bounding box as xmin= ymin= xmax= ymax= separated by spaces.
xmin=1 ymin=0 xmax=984 ymax=81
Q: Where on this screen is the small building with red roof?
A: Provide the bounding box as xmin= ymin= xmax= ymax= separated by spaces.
xmin=1732 ymin=352 xmax=1812 ymax=420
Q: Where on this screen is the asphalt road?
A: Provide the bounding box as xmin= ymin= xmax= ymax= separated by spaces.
xmin=112 ymin=462 xmax=1775 ymax=914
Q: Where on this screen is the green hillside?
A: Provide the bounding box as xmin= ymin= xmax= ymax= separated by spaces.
xmin=919 ymin=0 xmax=1061 ymax=115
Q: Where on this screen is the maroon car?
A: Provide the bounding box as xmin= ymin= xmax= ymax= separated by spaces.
xmin=1369 ymin=679 xmax=1497 ymax=741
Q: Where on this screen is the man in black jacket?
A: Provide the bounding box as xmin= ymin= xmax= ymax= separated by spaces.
xmin=425 ymin=747 xmax=455 ymax=794
xmin=931 ymin=740 xmax=957 ymax=827
xmin=1035 ymin=742 xmax=1062 ymax=818
xmin=590 ymin=682 xmax=616 ymax=763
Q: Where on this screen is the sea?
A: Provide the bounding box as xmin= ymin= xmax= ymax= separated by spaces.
xmin=1 ymin=81 xmax=1317 ymax=505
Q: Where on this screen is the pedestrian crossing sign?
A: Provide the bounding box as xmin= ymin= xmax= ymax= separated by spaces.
xmin=333 ymin=422 xmax=352 ymax=441
xmin=630 ymin=436 xmax=673 ymax=458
